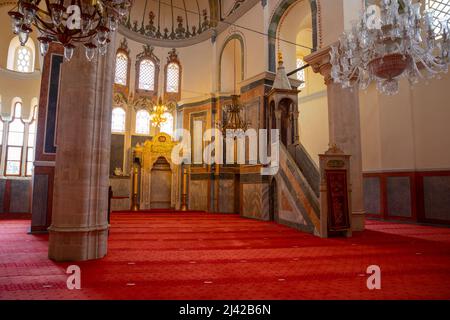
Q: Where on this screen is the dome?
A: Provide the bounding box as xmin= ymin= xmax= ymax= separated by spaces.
xmin=119 ymin=0 xmax=259 ymax=47
xmin=121 ymin=0 xmax=212 ymax=45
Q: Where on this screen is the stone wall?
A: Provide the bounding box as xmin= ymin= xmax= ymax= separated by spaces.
xmin=110 ymin=177 xmax=131 ymax=212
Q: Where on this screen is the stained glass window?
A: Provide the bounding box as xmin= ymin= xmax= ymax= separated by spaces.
xmin=15 ymin=46 xmax=32 ymax=73
xmin=426 ymin=0 xmax=450 ymax=35
xmin=112 ymin=107 xmax=126 ymax=133
xmin=6 ymin=103 xmax=25 ymax=175
xmin=160 ymin=112 xmax=174 ymax=136
xmin=139 ymin=59 xmax=155 ymax=91
xmin=114 ymin=52 xmax=128 ymax=85
xmin=136 ymin=110 xmax=151 ymax=135
xmin=296 ymin=58 xmax=306 ymax=89
xmin=166 ymin=63 xmax=180 ymax=93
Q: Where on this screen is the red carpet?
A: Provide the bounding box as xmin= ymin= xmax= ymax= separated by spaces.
xmin=1 ymin=212 xmax=450 ymax=300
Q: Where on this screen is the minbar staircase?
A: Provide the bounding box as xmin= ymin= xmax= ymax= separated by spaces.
xmin=275 ymin=143 xmax=320 ymax=234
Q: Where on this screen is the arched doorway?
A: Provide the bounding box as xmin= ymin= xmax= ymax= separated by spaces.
xmin=269 ymin=179 xmax=278 ymax=221
xmin=150 ymin=157 xmax=172 ymax=209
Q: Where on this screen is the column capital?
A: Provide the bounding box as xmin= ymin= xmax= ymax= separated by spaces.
xmin=304 ymin=44 xmax=335 ymax=85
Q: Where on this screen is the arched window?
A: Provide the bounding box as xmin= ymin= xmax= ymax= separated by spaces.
xmin=135 ymin=45 xmax=159 ymax=96
xmin=296 ymin=58 xmax=306 ymax=89
xmin=5 ymin=103 xmax=25 ymax=176
xmin=160 ymin=112 xmax=174 ymax=136
xmin=164 ymin=49 xmax=182 ymax=101
xmin=7 ymin=36 xmax=35 ymax=73
xmin=111 ymin=107 xmax=126 ymax=133
xmin=136 ymin=110 xmax=151 ymax=135
xmin=26 ymin=107 xmax=38 ymax=176
xmin=166 ymin=63 xmax=180 ymax=93
xmin=114 ymin=52 xmax=129 ymax=86
xmin=15 ymin=46 xmax=32 ymax=73
xmin=139 ymin=59 xmax=155 ymax=91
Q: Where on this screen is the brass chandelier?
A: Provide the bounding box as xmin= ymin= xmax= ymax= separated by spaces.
xmin=149 ymin=97 xmax=172 ymax=128
xmin=218 ymin=95 xmax=249 ymax=132
xmin=8 ymin=0 xmax=132 ymax=61
xmin=113 ymin=92 xmax=173 ymax=128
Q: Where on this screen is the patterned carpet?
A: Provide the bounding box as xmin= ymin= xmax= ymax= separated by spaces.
xmin=1 ymin=213 xmax=450 ymax=300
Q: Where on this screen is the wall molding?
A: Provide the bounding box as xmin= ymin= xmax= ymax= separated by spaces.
xmin=298 ymin=89 xmax=326 ymax=103
xmin=364 ymin=168 xmax=450 ymax=174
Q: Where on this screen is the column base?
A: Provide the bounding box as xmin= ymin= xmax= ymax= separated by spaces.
xmin=352 ymin=211 xmax=366 ymax=232
xmin=48 ymin=225 xmax=108 ymax=262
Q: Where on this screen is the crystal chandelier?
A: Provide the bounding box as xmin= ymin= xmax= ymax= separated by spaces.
xmin=8 ymin=0 xmax=132 ymax=62
xmin=330 ymin=0 xmax=450 ymax=95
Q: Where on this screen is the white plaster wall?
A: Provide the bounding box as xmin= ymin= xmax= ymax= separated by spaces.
xmin=277 ymin=0 xmax=312 ymax=72
xmin=360 ymin=72 xmax=450 ymax=172
xmin=215 ymin=2 xmax=266 ymax=89
xmin=297 ymin=69 xmax=328 ymax=165
xmin=220 ymin=38 xmax=243 ymax=93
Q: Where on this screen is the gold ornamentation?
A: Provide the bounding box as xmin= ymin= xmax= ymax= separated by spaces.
xmin=118 ymin=37 xmax=130 ymax=56
xmin=149 ymin=97 xmax=174 ymax=128
xmin=113 ymin=92 xmax=154 ymax=111
xmin=325 ymin=143 xmax=344 ymax=155
xmin=133 ymin=133 xmax=177 ymax=172
xmin=278 ymin=51 xmax=283 ymax=65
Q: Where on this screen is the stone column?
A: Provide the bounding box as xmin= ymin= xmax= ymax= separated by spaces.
xmin=275 ymin=109 xmax=282 ymax=132
xmin=48 ymin=38 xmax=115 ymax=261
xmin=305 ymin=46 xmax=365 ymax=231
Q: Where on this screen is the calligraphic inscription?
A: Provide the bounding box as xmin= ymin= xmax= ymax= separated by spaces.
xmin=327 ymin=159 xmax=345 ymax=168
xmin=326 ymin=170 xmax=350 ymax=231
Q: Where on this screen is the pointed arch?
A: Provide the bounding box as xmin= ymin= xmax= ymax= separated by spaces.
xmin=218 ymin=33 xmax=245 ymax=92
xmin=135 ymin=45 xmax=160 ymax=98
xmin=164 ymin=49 xmax=182 ymax=101
xmin=268 ymin=0 xmax=319 ymax=72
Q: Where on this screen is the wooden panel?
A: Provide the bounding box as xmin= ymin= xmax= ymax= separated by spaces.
xmin=363 ymin=170 xmax=450 ymax=225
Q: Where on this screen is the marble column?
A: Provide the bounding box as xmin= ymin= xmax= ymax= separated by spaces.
xmin=305 ymin=46 xmax=365 ymax=231
xmin=48 ymin=38 xmax=115 ymax=261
